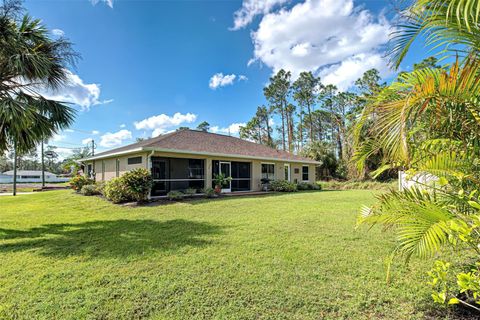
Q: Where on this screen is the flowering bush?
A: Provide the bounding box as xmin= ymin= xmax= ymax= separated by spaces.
xmin=121 ymin=168 xmax=153 ymax=202
xmin=70 ymin=175 xmax=93 ymax=192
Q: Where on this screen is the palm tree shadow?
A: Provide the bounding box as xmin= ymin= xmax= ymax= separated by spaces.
xmin=0 ymin=219 xmax=223 ymax=259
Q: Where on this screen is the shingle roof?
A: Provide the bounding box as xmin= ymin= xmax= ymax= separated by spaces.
xmin=84 ymin=129 xmax=319 ymax=164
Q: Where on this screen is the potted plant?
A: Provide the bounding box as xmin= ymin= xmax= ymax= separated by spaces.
xmin=213 ymin=173 xmax=232 ymax=194
xmin=261 ymin=178 xmax=271 ymax=191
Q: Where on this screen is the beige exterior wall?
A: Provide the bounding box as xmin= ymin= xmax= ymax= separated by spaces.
xmin=84 ymin=150 xmax=316 ymax=191
xmin=85 ymin=152 xmax=149 ymax=182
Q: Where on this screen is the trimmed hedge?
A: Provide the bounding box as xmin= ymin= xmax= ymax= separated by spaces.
xmin=297 ymin=182 xmax=321 ymax=191
xmin=270 ymin=180 xmax=297 ymax=192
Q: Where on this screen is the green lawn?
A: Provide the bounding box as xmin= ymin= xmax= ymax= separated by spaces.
xmin=0 ymin=190 xmax=438 ymax=319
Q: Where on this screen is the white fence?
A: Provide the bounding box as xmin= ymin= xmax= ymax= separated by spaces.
xmin=0 ymin=175 xmax=69 ymax=183
xmin=398 ymin=171 xmax=439 ymax=191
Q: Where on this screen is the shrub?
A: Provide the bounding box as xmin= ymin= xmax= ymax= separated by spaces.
xmin=70 ymin=175 xmax=93 ymax=192
xmin=121 ymin=168 xmax=153 ymax=202
xmin=80 ymin=184 xmax=99 ymax=196
xmin=297 ymin=182 xmax=321 ymax=191
xmin=94 ymin=181 xmax=106 ymax=195
xmin=104 ymin=177 xmax=130 ymax=203
xmin=203 ymin=187 xmax=215 ymax=198
xmin=184 ymin=188 xmax=197 ymax=197
xmin=167 ymin=191 xmax=184 ymax=201
xmin=296 ymin=182 xmax=310 ymax=191
xmin=270 ymin=180 xmax=297 ymax=192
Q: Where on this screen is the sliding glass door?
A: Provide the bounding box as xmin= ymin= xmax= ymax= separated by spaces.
xmin=212 ymin=160 xmax=251 ymax=192
xmin=219 ymin=162 xmax=231 ymax=193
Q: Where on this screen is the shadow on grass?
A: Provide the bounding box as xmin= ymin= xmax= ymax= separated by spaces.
xmin=0 ymin=219 xmax=223 ymax=258
xmin=144 ymin=190 xmax=331 ymax=207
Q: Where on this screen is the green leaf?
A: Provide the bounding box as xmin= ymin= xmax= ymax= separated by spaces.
xmin=448 ymin=298 xmax=460 ymax=305
xmin=438 ymin=177 xmax=449 ymax=186
xmin=468 ymin=201 xmax=480 ymax=210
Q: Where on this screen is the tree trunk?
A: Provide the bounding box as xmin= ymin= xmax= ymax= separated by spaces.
xmin=280 ymin=104 xmax=286 ymax=151
xmin=307 ymin=104 xmax=314 ymax=142
xmin=13 ymin=141 xmax=17 ymax=196
xmin=299 ymin=112 xmax=303 ymax=150
xmin=288 ymin=112 xmax=294 ymax=153
xmin=337 ymin=126 xmax=343 ymax=160
xmin=265 ymin=117 xmax=272 ymax=146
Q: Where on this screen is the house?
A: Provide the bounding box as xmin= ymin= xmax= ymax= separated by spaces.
xmin=80 ymin=129 xmax=320 ymax=197
xmin=0 ymin=170 xmax=70 ymax=183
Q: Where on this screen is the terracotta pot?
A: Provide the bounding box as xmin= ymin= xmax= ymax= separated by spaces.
xmin=214 ymin=185 xmax=222 ymax=194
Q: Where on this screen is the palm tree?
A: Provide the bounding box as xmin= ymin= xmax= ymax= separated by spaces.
xmin=354 ymin=0 xmax=480 ymax=276
xmin=0 ymin=0 xmax=77 ymax=194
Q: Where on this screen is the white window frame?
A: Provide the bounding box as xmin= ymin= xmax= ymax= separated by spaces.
xmin=284 ymin=164 xmax=290 ymax=181
xmin=261 ymin=162 xmax=275 ymax=181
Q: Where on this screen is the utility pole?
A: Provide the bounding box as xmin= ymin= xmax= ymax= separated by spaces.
xmin=41 ymin=139 xmax=45 ymax=188
xmin=91 ymin=139 xmax=95 ymax=156
xmin=13 ymin=141 xmax=17 ymax=196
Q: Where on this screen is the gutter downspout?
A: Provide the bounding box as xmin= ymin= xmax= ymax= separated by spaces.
xmin=147 ymin=150 xmax=155 ymax=200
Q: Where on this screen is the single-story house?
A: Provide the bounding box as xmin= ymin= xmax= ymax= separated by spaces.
xmin=0 ymin=170 xmax=70 ymax=183
xmin=80 ymin=129 xmax=320 ymax=197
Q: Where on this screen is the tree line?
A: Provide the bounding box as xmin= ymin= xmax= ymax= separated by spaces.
xmin=238 ymin=68 xmax=385 ymax=179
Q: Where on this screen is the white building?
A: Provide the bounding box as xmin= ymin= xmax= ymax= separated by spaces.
xmin=0 ymin=170 xmax=70 ymax=183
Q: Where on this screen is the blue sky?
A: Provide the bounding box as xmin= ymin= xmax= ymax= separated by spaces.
xmin=23 ymin=0 xmax=428 ymax=156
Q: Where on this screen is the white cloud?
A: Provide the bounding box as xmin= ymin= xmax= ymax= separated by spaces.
xmin=54 ymin=147 xmax=75 ymax=159
xmin=91 ymin=0 xmax=113 ymax=8
xmin=248 ymin=0 xmax=392 ymax=89
xmin=231 ymin=0 xmax=288 ymax=30
xmin=119 ymin=124 xmax=126 ymax=128
xmin=50 ymin=134 xmax=66 ymax=142
xmin=99 ymin=130 xmax=132 ymax=148
xmin=134 ymin=112 xmax=197 ymax=137
xmin=319 ymin=53 xmax=390 ymax=91
xmin=91 ymin=130 xmax=100 ymax=135
xmin=51 ymin=29 xmax=65 ymax=37
xmin=211 ymin=122 xmax=246 ymax=135
xmin=38 ymin=70 xmax=112 ymax=111
xmin=82 ymin=138 xmax=94 ymax=145
xmin=209 ymin=73 xmax=248 ymax=89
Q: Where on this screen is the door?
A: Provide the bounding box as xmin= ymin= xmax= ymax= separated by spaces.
xmin=219 ymin=161 xmax=231 ymax=192
xmin=284 ymin=164 xmax=290 ymax=181
xmin=151 ymin=158 xmax=168 ymax=196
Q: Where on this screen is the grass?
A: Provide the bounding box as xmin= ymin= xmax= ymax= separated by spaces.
xmin=0 ymin=190 xmax=440 ymax=319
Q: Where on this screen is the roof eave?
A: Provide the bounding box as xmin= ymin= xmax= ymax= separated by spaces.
xmin=78 ymin=146 xmax=320 ymax=165
xmin=143 ymin=147 xmax=321 ymax=164
xmin=78 ymin=147 xmax=145 ymax=162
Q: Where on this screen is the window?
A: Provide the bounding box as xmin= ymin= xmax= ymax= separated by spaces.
xmin=116 ymin=159 xmax=120 ymax=177
xmin=284 ymin=164 xmax=290 ymax=181
xmin=302 ymin=165 xmax=309 ymax=181
xmin=102 ymin=161 xmax=105 ymax=180
xmin=294 ymin=168 xmax=300 ymax=174
xmin=20 ymin=175 xmax=40 ymax=179
xmin=150 ymin=157 xmax=205 ymax=197
xmin=127 ymin=156 xmax=142 ymax=165
xmin=261 ymin=163 xmax=275 ymax=180
xmin=87 ymin=164 xmax=93 ymax=178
